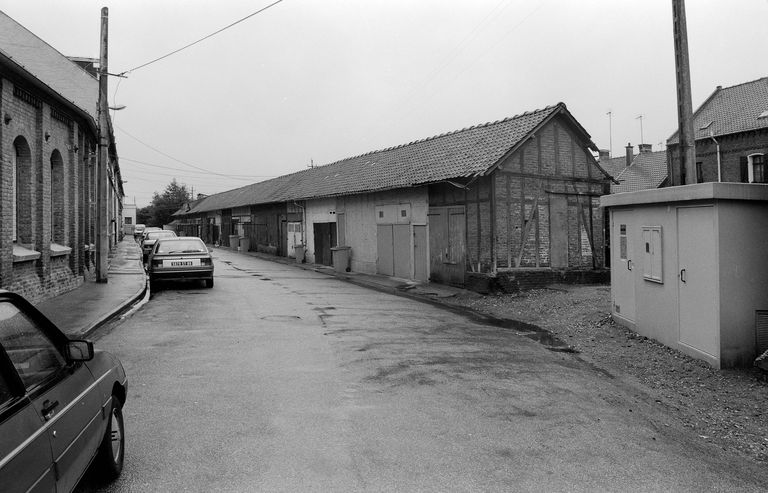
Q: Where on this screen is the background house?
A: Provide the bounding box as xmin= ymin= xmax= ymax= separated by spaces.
xmin=175 ymin=103 xmax=614 ymax=292
xmin=667 ymin=77 xmax=768 ymax=185
xmin=601 ymin=144 xmax=668 ymax=194
xmin=0 ymin=11 xmax=123 ymax=302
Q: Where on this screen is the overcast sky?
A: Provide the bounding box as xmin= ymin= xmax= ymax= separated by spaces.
xmin=3 ymin=0 xmax=767 ymax=207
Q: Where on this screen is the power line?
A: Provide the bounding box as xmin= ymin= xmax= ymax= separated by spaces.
xmin=118 ymin=0 xmax=284 ymax=76
xmin=120 ymin=156 xmax=276 ymax=179
xmin=116 ymin=125 xmax=270 ymax=180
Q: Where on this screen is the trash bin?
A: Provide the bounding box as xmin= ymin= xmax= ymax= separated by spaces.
xmin=294 ymin=244 xmax=305 ymax=263
xmin=331 ymin=246 xmax=351 ymax=273
xmin=228 ymin=235 xmax=239 ymax=249
xmin=238 ymin=237 xmax=250 ymax=252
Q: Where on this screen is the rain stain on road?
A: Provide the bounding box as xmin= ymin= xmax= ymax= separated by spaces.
xmin=260 ymin=315 xmax=301 ymax=321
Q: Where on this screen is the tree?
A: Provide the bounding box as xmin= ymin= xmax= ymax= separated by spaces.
xmin=141 ymin=179 xmax=191 ymax=227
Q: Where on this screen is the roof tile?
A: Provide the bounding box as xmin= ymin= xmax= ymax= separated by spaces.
xmin=181 ymin=104 xmax=597 ymax=214
xmin=668 ymin=77 xmax=768 ymax=144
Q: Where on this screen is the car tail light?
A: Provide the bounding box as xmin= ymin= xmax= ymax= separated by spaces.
xmin=152 ymin=260 xmax=162 ymax=267
xmin=201 ymin=258 xmax=212 ymax=266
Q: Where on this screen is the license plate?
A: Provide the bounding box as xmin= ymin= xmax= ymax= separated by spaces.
xmin=163 ymin=259 xmax=200 ymax=268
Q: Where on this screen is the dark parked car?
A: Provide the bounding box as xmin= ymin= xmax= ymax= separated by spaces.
xmin=141 ymin=230 xmax=177 ymax=262
xmin=148 ymin=237 xmax=214 ymax=290
xmin=0 ymin=290 xmax=127 ymax=492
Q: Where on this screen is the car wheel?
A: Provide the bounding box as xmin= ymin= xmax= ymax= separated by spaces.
xmin=205 ymin=278 xmax=214 ymax=288
xmin=95 ymin=395 xmax=124 ymax=480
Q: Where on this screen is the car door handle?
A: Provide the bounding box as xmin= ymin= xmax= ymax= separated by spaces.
xmin=42 ymin=399 xmax=59 ymax=420
xmin=680 ymin=268 xmax=686 ymax=283
xmin=627 ymin=259 xmax=632 ymax=271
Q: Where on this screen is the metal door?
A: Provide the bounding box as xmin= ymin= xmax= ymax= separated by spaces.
xmin=413 ymin=225 xmax=428 ymax=281
xmin=393 ymin=224 xmax=411 ymax=279
xmin=678 ymin=206 xmax=718 ymax=357
xmin=287 ymin=222 xmax=302 ymax=258
xmin=611 ymin=209 xmax=636 ymax=324
xmin=377 ymin=224 xmax=394 ymax=276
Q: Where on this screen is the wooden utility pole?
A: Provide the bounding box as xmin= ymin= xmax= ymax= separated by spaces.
xmin=672 ymin=0 xmax=697 ymax=184
xmin=96 ymin=7 xmax=109 ymax=282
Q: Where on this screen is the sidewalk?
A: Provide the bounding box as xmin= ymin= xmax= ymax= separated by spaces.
xmin=35 ymin=236 xmax=147 ymax=337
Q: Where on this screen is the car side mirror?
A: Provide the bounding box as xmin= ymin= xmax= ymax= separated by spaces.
xmin=66 ymin=340 xmax=94 ymax=361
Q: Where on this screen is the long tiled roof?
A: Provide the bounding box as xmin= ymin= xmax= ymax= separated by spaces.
xmin=611 ymin=150 xmax=667 ymax=193
xmin=178 ymin=103 xmax=605 ymax=215
xmin=0 ymin=10 xmax=98 ymax=122
xmin=668 ymin=77 xmax=768 ymax=145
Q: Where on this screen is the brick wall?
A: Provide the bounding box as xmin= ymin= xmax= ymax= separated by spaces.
xmin=1 ymin=73 xmax=90 ymax=302
xmin=491 ymin=116 xmax=606 ymax=271
xmin=6 ymin=257 xmax=83 ymax=304
xmin=668 ymin=129 xmax=768 ymax=185
xmin=428 ymin=114 xmax=608 ymax=280
xmin=466 ymin=269 xmax=610 ymax=295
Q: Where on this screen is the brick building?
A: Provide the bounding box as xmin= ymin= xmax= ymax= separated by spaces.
xmin=667 ymin=77 xmax=768 ymax=185
xmin=175 ymin=103 xmax=614 ymax=292
xmin=0 ymin=11 xmax=123 ymax=302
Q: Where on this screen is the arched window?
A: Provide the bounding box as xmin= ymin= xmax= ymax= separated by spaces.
xmin=13 ymin=137 xmax=32 ymax=243
xmin=50 ymin=150 xmax=65 ymax=244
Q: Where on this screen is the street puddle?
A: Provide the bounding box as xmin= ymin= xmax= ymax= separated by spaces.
xmin=260 ymin=315 xmax=301 ymax=321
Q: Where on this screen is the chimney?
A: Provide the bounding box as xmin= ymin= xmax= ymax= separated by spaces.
xmin=625 ymin=143 xmax=633 ymax=167
xmin=598 ymin=149 xmax=610 ymax=161
xmin=638 ymin=143 xmax=653 ymax=154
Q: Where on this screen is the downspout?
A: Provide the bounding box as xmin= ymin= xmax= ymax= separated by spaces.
xmin=709 ymin=132 xmax=721 ymax=182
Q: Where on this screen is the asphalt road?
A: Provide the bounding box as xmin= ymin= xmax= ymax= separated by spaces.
xmin=77 ymin=249 xmax=768 ymax=492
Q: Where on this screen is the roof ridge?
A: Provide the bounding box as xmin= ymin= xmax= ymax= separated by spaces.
xmin=0 ymin=10 xmax=96 ymax=80
xmin=317 ymin=104 xmax=561 ymax=168
xmin=716 ymin=76 xmax=768 ymax=92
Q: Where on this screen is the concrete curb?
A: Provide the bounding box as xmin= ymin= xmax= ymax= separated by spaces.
xmin=82 ymin=274 xmax=147 ymax=338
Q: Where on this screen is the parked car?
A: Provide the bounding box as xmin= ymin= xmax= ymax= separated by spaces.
xmin=140 ymin=227 xmax=163 ymax=244
xmin=0 ymin=290 xmax=127 ymax=492
xmin=141 ymin=230 xmax=177 ymax=262
xmin=133 ymin=223 xmax=146 ymax=240
xmin=147 ymin=237 xmax=214 ymax=290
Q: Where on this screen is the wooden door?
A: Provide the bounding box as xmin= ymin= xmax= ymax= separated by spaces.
xmin=549 ymin=195 xmax=568 ymax=268
xmin=678 ymin=206 xmax=718 ymax=358
xmin=428 ymin=207 xmax=465 ymax=284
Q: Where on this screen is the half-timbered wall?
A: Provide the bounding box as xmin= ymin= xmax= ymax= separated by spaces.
xmin=428 ymin=115 xmax=607 ymax=275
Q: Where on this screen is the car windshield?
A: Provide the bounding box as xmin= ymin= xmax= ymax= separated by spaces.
xmin=156 ymin=239 xmax=207 ymax=254
xmin=146 ymin=231 xmax=176 ymax=240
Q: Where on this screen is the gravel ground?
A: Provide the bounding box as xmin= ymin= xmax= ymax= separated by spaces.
xmin=447 ymin=284 xmax=768 ymax=465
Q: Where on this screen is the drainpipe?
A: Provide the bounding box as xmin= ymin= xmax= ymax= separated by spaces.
xmin=709 ymin=132 xmax=721 ymax=182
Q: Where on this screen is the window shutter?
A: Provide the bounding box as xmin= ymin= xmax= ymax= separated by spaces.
xmin=740 ymin=156 xmax=749 ymax=182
